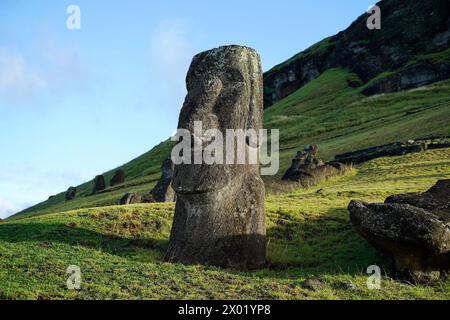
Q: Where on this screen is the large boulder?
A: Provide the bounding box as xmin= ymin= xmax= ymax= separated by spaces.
xmin=385 ymin=179 xmax=450 ymax=220
xmin=92 ymin=175 xmax=106 ymax=194
xmin=348 ymin=179 xmax=450 ymax=283
xmin=165 ymin=45 xmax=266 ymax=269
xmin=150 ymin=158 xmax=175 ymax=202
xmin=110 ymin=169 xmax=125 ymax=187
xmin=65 ymin=187 xmax=77 ymax=201
xmin=282 ymin=145 xmax=349 ymax=187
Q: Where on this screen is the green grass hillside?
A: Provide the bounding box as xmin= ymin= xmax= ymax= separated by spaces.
xmin=1 ymin=148 xmax=449 ymax=299
xmin=11 ymin=73 xmax=450 ymax=220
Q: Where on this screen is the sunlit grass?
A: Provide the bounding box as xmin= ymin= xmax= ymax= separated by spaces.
xmin=1 ymin=148 xmax=449 ymax=299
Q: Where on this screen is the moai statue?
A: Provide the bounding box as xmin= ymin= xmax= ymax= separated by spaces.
xmin=110 ymin=169 xmax=125 ymax=187
xmin=65 ymin=186 xmax=77 ymax=201
xmin=92 ymin=175 xmax=106 ymax=194
xmin=151 ymin=158 xmax=175 ymax=202
xmin=165 ymin=45 xmax=266 ymax=269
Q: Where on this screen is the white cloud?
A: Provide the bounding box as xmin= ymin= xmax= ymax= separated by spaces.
xmin=0 ymin=39 xmax=87 ymax=105
xmin=149 ymin=19 xmax=197 ymax=112
xmin=151 ymin=19 xmax=194 ymax=81
xmin=0 ymin=197 xmax=20 ymax=219
xmin=36 ymin=38 xmax=87 ymax=92
xmin=0 ymin=48 xmax=46 ymax=102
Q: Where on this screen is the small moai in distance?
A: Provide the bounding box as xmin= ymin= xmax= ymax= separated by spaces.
xmin=150 ymin=158 xmax=175 ymax=202
xmin=65 ymin=186 xmax=77 ymax=201
xmin=110 ymin=169 xmax=125 ymax=187
xmin=92 ymin=175 xmax=106 ymax=194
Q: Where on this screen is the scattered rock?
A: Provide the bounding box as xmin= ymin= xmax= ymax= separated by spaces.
xmin=348 ymin=179 xmax=450 ymax=283
xmin=282 ymin=145 xmax=350 ymax=187
xmin=140 ymin=193 xmax=155 ymax=203
xmin=335 ymin=137 xmax=450 ymax=165
xmin=428 ymin=140 xmax=450 ymax=150
xmin=335 ymin=140 xmax=427 ymax=165
xmin=65 ymin=187 xmax=77 ymax=201
xmin=301 ymin=277 xmax=325 ymax=291
xmin=110 ymin=169 xmax=125 ymax=187
xmin=118 ymin=193 xmax=142 ymax=205
xmin=165 ymin=45 xmax=266 ymax=269
xmin=337 ymin=280 xmax=358 ymax=291
xmin=92 ymin=175 xmax=106 ymax=194
xmin=150 ymin=158 xmax=176 ymax=202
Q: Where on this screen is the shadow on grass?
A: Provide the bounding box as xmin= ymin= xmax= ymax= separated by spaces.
xmin=0 ymin=222 xmax=168 ymax=262
xmin=0 ymin=206 xmax=388 ymax=278
xmin=262 ymin=206 xmax=388 ymax=278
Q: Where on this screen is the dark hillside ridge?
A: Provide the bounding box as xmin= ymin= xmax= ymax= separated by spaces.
xmin=263 ymin=0 xmax=450 ymax=107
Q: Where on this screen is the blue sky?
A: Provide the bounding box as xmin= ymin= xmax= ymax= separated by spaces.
xmin=0 ymin=0 xmax=375 ymax=218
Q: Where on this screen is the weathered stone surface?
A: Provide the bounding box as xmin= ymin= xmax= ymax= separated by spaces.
xmin=65 ymin=187 xmax=77 ymax=201
xmin=301 ymin=277 xmax=325 ymax=291
xmin=348 ymin=179 xmax=450 ymax=283
xmin=92 ymin=175 xmax=106 ymax=194
xmin=385 ymin=180 xmax=450 ymax=221
xmin=337 ymin=280 xmax=358 ymax=291
xmin=282 ymin=145 xmax=349 ymax=187
xmin=150 ymin=158 xmax=175 ymax=202
xmin=110 ymin=169 xmax=125 ymax=187
xmin=165 ymin=45 xmax=266 ymax=269
xmin=118 ymin=193 xmax=142 ymax=205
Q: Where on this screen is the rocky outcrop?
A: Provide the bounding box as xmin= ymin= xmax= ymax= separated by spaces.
xmin=165 ymin=45 xmax=266 ymax=269
xmin=363 ymin=61 xmax=450 ymax=95
xmin=150 ymin=158 xmax=175 ymax=202
xmin=92 ymin=175 xmax=106 ymax=194
xmin=65 ymin=187 xmax=77 ymax=201
xmin=110 ymin=169 xmax=125 ymax=187
xmin=263 ymin=0 xmax=450 ymax=107
xmin=282 ymin=145 xmax=350 ymax=187
xmin=335 ymin=138 xmax=450 ymax=165
xmin=118 ymin=193 xmax=142 ymax=205
xmin=348 ymin=180 xmax=450 ymax=283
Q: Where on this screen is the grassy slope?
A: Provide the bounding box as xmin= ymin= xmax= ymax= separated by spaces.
xmin=11 ymin=70 xmax=450 ymax=220
xmin=1 ymin=148 xmax=449 ymax=299
xmin=12 ymin=140 xmax=175 ymax=220
xmin=264 ymin=70 xmax=450 ymax=176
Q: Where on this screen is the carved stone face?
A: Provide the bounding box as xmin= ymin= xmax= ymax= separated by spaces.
xmin=165 ymin=46 xmax=266 ymax=269
xmin=172 ymin=46 xmax=263 ymax=194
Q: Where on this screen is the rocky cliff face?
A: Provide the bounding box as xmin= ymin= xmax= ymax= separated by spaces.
xmin=264 ymin=0 xmax=450 ymax=107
